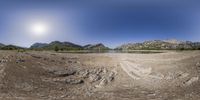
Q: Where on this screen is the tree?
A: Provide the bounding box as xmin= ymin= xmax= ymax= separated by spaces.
xmin=60 ymin=48 xmax=64 ymax=51
xmin=54 ymin=46 xmax=59 ymax=52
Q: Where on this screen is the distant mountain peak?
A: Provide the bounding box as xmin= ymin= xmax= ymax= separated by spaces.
xmin=0 ymin=43 xmax=5 ymax=47
xmin=84 ymin=43 xmax=109 ymax=50
xmin=164 ymin=39 xmax=183 ymax=44
xmin=30 ymin=43 xmax=48 ymax=48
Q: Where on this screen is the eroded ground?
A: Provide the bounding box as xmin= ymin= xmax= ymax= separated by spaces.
xmin=0 ymin=50 xmax=200 ymax=100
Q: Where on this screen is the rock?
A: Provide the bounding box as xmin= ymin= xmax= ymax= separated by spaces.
xmin=103 ymin=68 xmax=107 ymax=73
xmin=51 ymin=54 xmax=56 ymax=56
xmin=196 ymin=62 xmax=200 ymax=67
xmin=68 ymin=60 xmax=73 ymax=63
xmin=65 ymin=79 xmax=84 ymax=84
xmin=61 ymin=57 xmax=65 ymax=60
xmin=16 ymin=59 xmax=25 ymax=63
xmin=53 ymin=69 xmax=76 ymax=77
xmin=107 ymin=72 xmax=115 ymax=82
xmin=43 ymin=58 xmax=47 ymax=60
xmin=96 ymin=78 xmax=108 ymax=88
xmin=78 ymin=70 xmax=89 ymax=78
xmin=31 ymin=55 xmax=42 ymax=59
xmin=90 ymin=68 xmax=102 ymax=75
xmin=89 ymin=74 xmax=101 ymax=82
xmin=96 ymin=68 xmax=103 ymax=74
xmin=75 ymin=61 xmax=80 ymax=64
xmin=178 ymin=72 xmax=189 ymax=79
xmin=0 ymin=59 xmax=8 ymax=63
xmin=165 ymin=72 xmax=175 ymax=80
xmin=51 ymin=60 xmax=55 ymax=62
xmin=183 ymin=77 xmax=199 ymax=86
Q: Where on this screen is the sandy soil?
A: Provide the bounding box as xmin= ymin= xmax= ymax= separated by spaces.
xmin=0 ymin=50 xmax=200 ymax=100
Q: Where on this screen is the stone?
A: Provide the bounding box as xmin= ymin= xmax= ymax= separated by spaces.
xmin=16 ymin=59 xmax=25 ymax=63
xmin=196 ymin=62 xmax=200 ymax=67
xmin=96 ymin=68 xmax=103 ymax=75
xmin=103 ymin=68 xmax=107 ymax=73
xmin=89 ymin=74 xmax=101 ymax=82
xmin=0 ymin=59 xmax=7 ymax=63
xmin=61 ymin=57 xmax=65 ymax=60
xmin=51 ymin=60 xmax=55 ymax=62
xmin=65 ymin=79 xmax=84 ymax=84
xmin=53 ymin=69 xmax=76 ymax=77
xmin=78 ymin=70 xmax=89 ymax=78
xmin=68 ymin=60 xmax=73 ymax=63
xmin=107 ymin=72 xmax=115 ymax=82
xmin=178 ymin=72 xmax=189 ymax=79
xmin=183 ymin=77 xmax=199 ymax=86
xmin=90 ymin=68 xmax=102 ymax=75
xmin=31 ymin=55 xmax=42 ymax=59
xmin=96 ymin=78 xmax=108 ymax=88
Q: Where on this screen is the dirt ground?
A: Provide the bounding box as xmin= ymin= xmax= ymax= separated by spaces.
xmin=0 ymin=50 xmax=200 ymax=100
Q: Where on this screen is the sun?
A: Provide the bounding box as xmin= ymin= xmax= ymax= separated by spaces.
xmin=30 ymin=22 xmax=48 ymax=36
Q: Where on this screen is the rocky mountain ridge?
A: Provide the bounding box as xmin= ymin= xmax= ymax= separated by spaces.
xmin=116 ymin=39 xmax=200 ymax=50
xmin=1 ymin=39 xmax=200 ymax=50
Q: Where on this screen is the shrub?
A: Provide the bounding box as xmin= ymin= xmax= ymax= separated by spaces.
xmin=54 ymin=46 xmax=59 ymax=52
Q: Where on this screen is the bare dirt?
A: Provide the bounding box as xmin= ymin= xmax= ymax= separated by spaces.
xmin=0 ymin=50 xmax=200 ymax=100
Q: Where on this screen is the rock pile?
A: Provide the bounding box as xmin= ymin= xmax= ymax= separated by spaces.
xmin=78 ymin=68 xmax=117 ymax=88
xmin=49 ymin=67 xmax=117 ymax=87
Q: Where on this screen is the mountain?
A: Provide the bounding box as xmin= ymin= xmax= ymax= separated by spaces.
xmin=1 ymin=45 xmax=24 ymax=50
xmin=0 ymin=43 xmax=5 ymax=48
xmin=30 ymin=41 xmax=83 ymax=50
xmin=30 ymin=43 xmax=48 ymax=49
xmin=116 ymin=39 xmax=200 ymax=50
xmin=30 ymin=41 xmax=110 ymax=51
xmin=83 ymin=43 xmax=109 ymax=50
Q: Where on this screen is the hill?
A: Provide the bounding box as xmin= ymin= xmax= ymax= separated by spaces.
xmin=30 ymin=43 xmax=48 ymax=49
xmin=30 ymin=41 xmax=83 ymax=50
xmin=1 ymin=45 xmax=24 ymax=50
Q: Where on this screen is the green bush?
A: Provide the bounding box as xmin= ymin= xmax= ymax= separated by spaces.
xmin=54 ymin=46 xmax=59 ymax=52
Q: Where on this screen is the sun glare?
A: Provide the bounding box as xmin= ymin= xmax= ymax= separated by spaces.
xmin=30 ymin=22 xmax=48 ymax=36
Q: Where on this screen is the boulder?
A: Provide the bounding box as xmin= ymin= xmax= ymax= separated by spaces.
xmin=53 ymin=69 xmax=76 ymax=77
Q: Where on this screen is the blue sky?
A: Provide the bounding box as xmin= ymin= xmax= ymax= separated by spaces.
xmin=0 ymin=0 xmax=200 ymax=48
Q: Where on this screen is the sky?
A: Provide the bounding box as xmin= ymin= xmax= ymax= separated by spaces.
xmin=0 ymin=0 xmax=200 ymax=48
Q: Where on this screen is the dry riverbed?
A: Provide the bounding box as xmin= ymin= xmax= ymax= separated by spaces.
xmin=0 ymin=50 xmax=200 ymax=100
